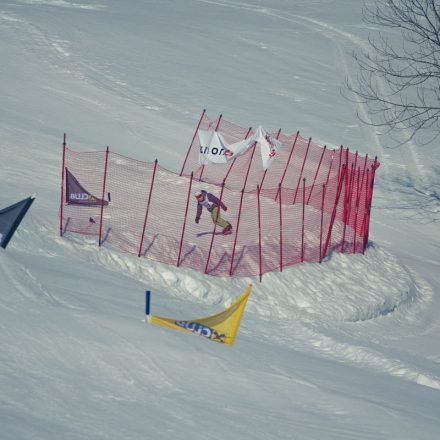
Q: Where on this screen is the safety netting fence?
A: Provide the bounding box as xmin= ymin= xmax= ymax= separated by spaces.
xmin=60 ymin=111 xmax=380 ymax=280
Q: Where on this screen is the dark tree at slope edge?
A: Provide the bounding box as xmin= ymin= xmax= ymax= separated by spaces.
xmin=347 ymin=0 xmax=440 ymax=145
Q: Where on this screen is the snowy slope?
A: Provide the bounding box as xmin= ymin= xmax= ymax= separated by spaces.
xmin=1 ymin=1 xmax=439 ymax=439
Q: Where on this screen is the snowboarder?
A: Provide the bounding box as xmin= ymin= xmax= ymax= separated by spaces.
xmin=194 ymin=189 xmax=232 ymax=235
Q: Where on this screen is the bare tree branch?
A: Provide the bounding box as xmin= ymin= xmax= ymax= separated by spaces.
xmin=345 ymin=0 xmax=440 ymax=145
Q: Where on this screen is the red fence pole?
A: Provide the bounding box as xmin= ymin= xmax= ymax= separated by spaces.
xmin=177 ymin=172 xmax=193 ymax=266
xmin=323 ymin=164 xmax=347 ymax=258
xmin=337 ymin=145 xmax=343 ymax=182
xmin=59 ymin=133 xmax=66 ymax=237
xmin=319 ymin=184 xmax=326 ymax=262
xmin=364 ymin=157 xmax=378 ymax=251
xmin=353 ymin=151 xmax=359 ymax=177
xmin=307 ymin=145 xmax=327 ymax=205
xmin=346 ymin=162 xmax=357 ymax=250
xmin=138 ymin=159 xmax=158 ymax=257
xmin=223 ymin=126 xmax=252 ymax=184
xmin=356 ymin=154 xmax=368 ymax=208
xmin=352 ymin=155 xmax=368 ymax=253
xmin=279 ymin=182 xmax=283 ymax=272
xmin=342 ymin=148 xmax=349 ymax=182
xmin=98 ymin=146 xmax=110 ymax=247
xmin=199 ymin=114 xmax=222 ymax=182
xmin=257 ymin=184 xmax=263 ymax=282
xmin=242 ymin=141 xmax=257 ymax=191
xmin=323 ymin=149 xmax=335 ymax=191
xmin=275 ymin=131 xmax=299 ymax=201
xmin=259 ymin=128 xmax=282 ymax=191
xmin=204 ymin=180 xmax=226 ymax=274
xmin=229 ymin=187 xmax=245 ymax=276
xmin=352 ymin=166 xmax=361 ymax=253
xmin=361 ymin=169 xmax=370 ymax=254
xmin=301 ymin=178 xmax=306 ymax=262
xmin=341 ymin=163 xmax=354 ymax=252
xmin=180 ymin=109 xmax=206 ymax=176
xmin=293 ymin=137 xmax=312 ymax=204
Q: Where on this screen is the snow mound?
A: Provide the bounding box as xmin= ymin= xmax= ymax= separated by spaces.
xmin=251 ymin=244 xmax=419 ymax=324
xmin=57 ymin=230 xmax=421 ymax=325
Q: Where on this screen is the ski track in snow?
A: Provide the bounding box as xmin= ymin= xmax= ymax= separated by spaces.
xmin=16 ymin=0 xmax=106 ymax=11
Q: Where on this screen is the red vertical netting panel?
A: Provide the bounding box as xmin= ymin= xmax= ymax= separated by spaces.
xmin=180 ymin=109 xmax=206 ymax=176
xmin=177 ymin=172 xmax=194 ymax=267
xmin=229 ymin=187 xmax=246 ymax=276
xmin=138 ymin=159 xmax=158 ymax=257
xmin=99 ymin=152 xmax=151 ymax=254
xmin=98 ymin=147 xmax=109 ymax=247
xmin=323 ymin=165 xmax=347 ymax=258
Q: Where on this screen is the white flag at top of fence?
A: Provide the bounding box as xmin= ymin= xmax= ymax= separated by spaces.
xmin=253 ymin=126 xmax=283 ymax=171
xmin=197 ymin=130 xmax=229 ymax=165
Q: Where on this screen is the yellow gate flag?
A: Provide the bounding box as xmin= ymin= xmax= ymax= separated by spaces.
xmin=148 ymin=285 xmax=252 ymax=346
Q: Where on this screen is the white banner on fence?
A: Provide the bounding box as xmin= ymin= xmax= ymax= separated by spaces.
xmin=198 ymin=130 xmax=229 ymax=164
xmin=223 ymin=138 xmax=254 ymax=160
xmin=253 ymin=126 xmax=283 ymax=171
xmin=197 ymin=125 xmax=282 ymax=170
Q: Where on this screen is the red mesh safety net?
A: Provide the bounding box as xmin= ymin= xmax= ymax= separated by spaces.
xmin=61 ymin=113 xmax=380 ymax=279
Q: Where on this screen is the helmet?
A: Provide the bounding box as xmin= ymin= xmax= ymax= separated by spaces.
xmin=194 ymin=190 xmax=203 ymax=198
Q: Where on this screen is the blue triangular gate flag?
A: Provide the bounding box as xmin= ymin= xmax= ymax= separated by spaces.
xmin=0 ymin=195 xmax=35 ymax=249
xmin=65 ymin=168 xmax=108 ymax=206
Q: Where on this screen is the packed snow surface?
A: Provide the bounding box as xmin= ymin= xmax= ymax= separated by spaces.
xmin=1 ymin=1 xmax=439 ymax=439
